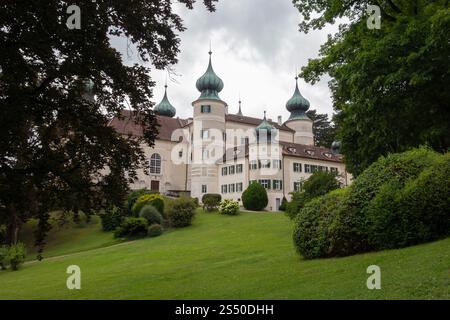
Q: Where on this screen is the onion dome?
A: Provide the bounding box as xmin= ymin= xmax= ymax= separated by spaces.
xmin=154 ymin=84 xmax=176 ymax=118
xmin=195 ymin=50 xmax=224 ymax=100
xmin=255 ymin=111 xmax=277 ymax=141
xmin=286 ymin=76 xmax=310 ymax=120
xmin=331 ymin=140 xmax=342 ymax=154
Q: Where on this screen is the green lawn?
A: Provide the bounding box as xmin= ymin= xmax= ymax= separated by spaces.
xmin=1 ymin=210 xmax=449 ymax=299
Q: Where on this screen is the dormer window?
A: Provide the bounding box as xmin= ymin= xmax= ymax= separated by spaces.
xmin=323 ymin=152 xmax=332 ymax=158
xmin=305 ymin=149 xmax=315 ymax=156
xmin=288 ymin=147 xmax=296 ymax=153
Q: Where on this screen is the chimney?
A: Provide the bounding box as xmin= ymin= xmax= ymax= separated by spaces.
xmin=277 ymin=116 xmax=282 ymax=126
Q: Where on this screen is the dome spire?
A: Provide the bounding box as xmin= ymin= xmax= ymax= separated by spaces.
xmin=154 ymin=81 xmax=176 ymax=118
xmin=236 ymin=94 xmax=243 ymax=116
xmin=286 ymin=74 xmax=310 ymax=121
xmin=195 ymin=48 xmax=224 ymax=101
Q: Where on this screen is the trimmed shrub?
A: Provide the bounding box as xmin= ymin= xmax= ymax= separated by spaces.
xmin=365 ymin=154 xmax=450 ymax=250
xmin=202 ymin=193 xmax=222 ymax=211
xmin=148 ymin=224 xmax=163 ymax=237
xmin=279 ymin=197 xmax=288 ymax=211
xmin=114 ymin=217 xmax=148 ymax=239
xmin=166 ymin=196 xmax=197 ymax=228
xmin=293 ymin=189 xmax=357 ymax=259
xmin=139 ymin=205 xmax=163 ymax=226
xmin=125 ymin=188 xmax=152 ymax=214
xmin=100 ymin=206 xmax=124 ymax=231
xmin=132 ymin=194 xmax=165 ymax=217
xmin=287 ymin=171 xmax=340 ymax=219
xmin=242 ymin=182 xmax=268 ymax=211
xmin=8 ymin=242 xmax=26 ymax=271
xmin=293 ymin=147 xmax=450 ymax=259
xmin=219 ymin=199 xmax=240 ymax=215
xmin=0 ymin=245 xmax=9 ymax=270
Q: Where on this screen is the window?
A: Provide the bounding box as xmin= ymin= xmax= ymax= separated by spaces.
xmin=294 ymin=182 xmax=301 ymax=191
xmin=221 ymin=184 xmax=228 ymax=194
xmin=229 ymin=183 xmax=235 ymax=193
xmin=228 ymin=165 xmax=235 ymax=175
xmin=202 ymin=149 xmax=209 ymax=160
xmin=201 ymin=129 xmax=209 ymax=139
xmin=304 ymin=164 xmax=311 ymax=173
xmin=236 ymin=183 xmax=243 ymax=192
xmin=201 ymin=105 xmax=211 ymax=113
xmin=259 ymin=179 xmax=271 ymax=189
xmin=236 ymin=164 xmax=243 ymax=174
xmin=222 ymin=167 xmax=228 ymax=176
xmin=272 ymin=180 xmax=282 ymax=190
xmin=330 ymin=167 xmax=338 ymax=173
xmin=311 ymin=165 xmax=318 ymax=173
xmin=202 ymin=185 xmax=207 ymax=193
xmin=178 ymin=150 xmax=183 ymax=158
xmin=273 ymin=160 xmax=282 ymax=169
xmin=318 ymin=166 xmax=328 ymax=172
xmin=250 ymin=160 xmax=258 ymax=170
xmin=293 ymin=162 xmax=302 ymax=172
xmin=150 ymin=153 xmax=161 ymax=174
xmin=261 ymin=160 xmax=271 ymax=168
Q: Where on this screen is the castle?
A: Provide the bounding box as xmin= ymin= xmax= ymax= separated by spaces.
xmin=110 ymin=51 xmax=350 ymax=211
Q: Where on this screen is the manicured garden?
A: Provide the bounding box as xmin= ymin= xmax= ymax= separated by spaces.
xmin=0 ymin=209 xmax=448 ymax=299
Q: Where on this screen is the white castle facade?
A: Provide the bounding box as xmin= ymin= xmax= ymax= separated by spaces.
xmin=110 ymin=52 xmax=350 ymax=211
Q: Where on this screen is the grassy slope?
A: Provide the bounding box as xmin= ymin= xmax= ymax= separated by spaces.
xmin=20 ymin=215 xmax=121 ymax=261
xmin=1 ymin=210 xmax=448 ymax=299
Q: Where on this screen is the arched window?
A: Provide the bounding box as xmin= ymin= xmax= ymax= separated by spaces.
xmin=150 ymin=153 xmax=161 ymax=174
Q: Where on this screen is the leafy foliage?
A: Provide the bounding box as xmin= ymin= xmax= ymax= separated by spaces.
xmin=7 ymin=242 xmax=26 ymax=271
xmin=0 ymin=0 xmax=218 ymax=255
xmin=295 ymin=0 xmax=450 ymax=175
xmin=293 ymin=147 xmax=450 ymax=259
xmin=166 ymin=196 xmax=197 ymax=228
xmin=278 ymin=197 xmax=288 ymax=211
xmin=139 ymin=205 xmax=163 ymax=226
xmin=202 ymin=193 xmax=222 ymax=212
xmin=125 ymin=189 xmax=152 ymax=214
xmin=132 ymin=194 xmax=165 ymax=217
xmin=242 ymin=182 xmax=268 ymax=211
xmin=0 ymin=245 xmax=8 ymax=270
xmin=218 ymin=199 xmax=240 ymax=216
xmin=286 ymin=171 xmax=340 ymax=219
xmin=99 ymin=206 xmax=124 ymax=232
xmin=147 ymin=224 xmax=163 ymax=238
xmin=307 ymin=110 xmax=336 ymax=148
xmin=114 ymin=217 xmax=148 ymax=239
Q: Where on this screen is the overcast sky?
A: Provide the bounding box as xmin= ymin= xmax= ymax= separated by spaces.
xmin=112 ymin=0 xmax=339 ymax=122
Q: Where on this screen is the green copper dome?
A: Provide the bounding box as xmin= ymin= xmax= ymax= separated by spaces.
xmin=154 ymin=85 xmax=176 ymax=117
xmin=196 ymin=51 xmax=224 ymax=100
xmin=286 ymin=77 xmax=310 ymax=120
xmin=255 ymin=111 xmax=276 ymax=138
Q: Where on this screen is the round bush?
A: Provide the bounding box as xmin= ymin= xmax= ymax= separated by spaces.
xmin=139 ymin=205 xmax=163 ymax=225
xmin=125 ymin=189 xmax=151 ymax=214
xmin=114 ymin=217 xmax=148 ymax=238
xmin=365 ymin=153 xmax=450 ymax=250
xmin=148 ymin=224 xmax=163 ymax=237
xmin=202 ymin=193 xmax=222 ymax=211
xmin=218 ymin=199 xmax=240 ymax=215
xmin=279 ymin=197 xmax=288 ymax=211
xmin=7 ymin=242 xmax=26 ymax=271
xmin=166 ymin=196 xmax=197 ymax=228
xmin=293 ymin=188 xmax=359 ymax=259
xmin=132 ymin=194 xmax=165 ymax=217
xmin=242 ymin=182 xmax=268 ymax=211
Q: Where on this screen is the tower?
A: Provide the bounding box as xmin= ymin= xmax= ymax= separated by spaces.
xmin=191 ymin=49 xmax=227 ymax=200
xmin=284 ymin=76 xmax=314 ymax=145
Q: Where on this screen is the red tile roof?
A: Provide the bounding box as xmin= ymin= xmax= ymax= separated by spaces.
xmin=279 ymin=141 xmax=343 ymax=163
xmin=225 ymin=114 xmax=294 ymax=132
xmin=109 ymin=110 xmax=188 ymax=141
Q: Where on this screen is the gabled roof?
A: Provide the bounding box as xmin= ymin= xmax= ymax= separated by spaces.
xmin=109 ymin=110 xmax=188 ymax=141
xmin=225 ymin=114 xmax=294 ymax=132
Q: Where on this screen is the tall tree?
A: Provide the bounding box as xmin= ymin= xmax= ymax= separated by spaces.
xmin=306 ymin=110 xmax=336 ymax=148
xmin=0 ymin=0 xmax=218 ymax=256
xmin=294 ymin=0 xmax=450 ymax=175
